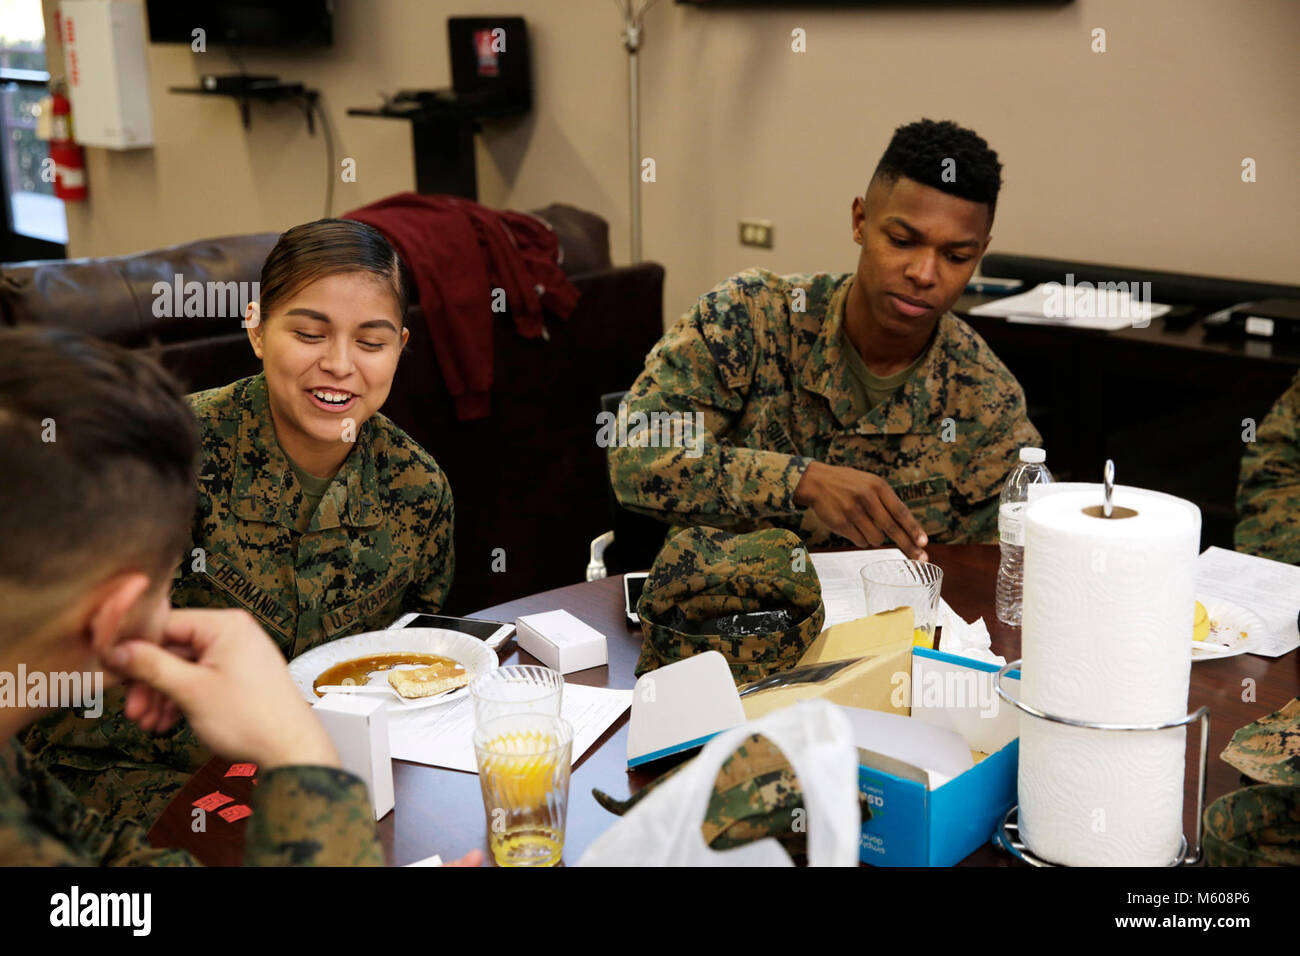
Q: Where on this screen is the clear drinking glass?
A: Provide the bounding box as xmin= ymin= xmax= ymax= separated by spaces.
xmin=860 ymin=559 xmax=945 ymax=648
xmin=470 ymin=665 xmax=564 ymax=727
xmin=473 ymin=714 xmax=574 ymax=867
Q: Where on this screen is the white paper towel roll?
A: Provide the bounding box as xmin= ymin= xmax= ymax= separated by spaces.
xmin=1017 ymin=483 xmax=1200 ymax=867
xmin=1019 ymin=722 xmax=1187 ymax=867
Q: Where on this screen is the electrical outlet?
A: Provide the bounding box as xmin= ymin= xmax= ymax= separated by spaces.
xmin=739 ymin=219 xmax=774 ymax=249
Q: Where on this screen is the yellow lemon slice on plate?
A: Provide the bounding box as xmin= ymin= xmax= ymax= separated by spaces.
xmin=1193 ymin=601 xmax=1210 ymax=642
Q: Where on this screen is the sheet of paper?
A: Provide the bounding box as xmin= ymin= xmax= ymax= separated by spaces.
xmin=811 ymin=549 xmax=957 ymax=631
xmin=389 ymin=682 xmax=633 ymax=772
xmin=1196 ymin=546 xmax=1300 ymax=658
xmin=968 ymin=282 xmax=1170 ymax=330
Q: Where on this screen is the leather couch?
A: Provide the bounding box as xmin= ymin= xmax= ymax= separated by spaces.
xmin=0 ymin=203 xmax=666 ymax=614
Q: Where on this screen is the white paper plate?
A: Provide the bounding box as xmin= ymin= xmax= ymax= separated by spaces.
xmin=1192 ymin=598 xmax=1266 ymax=661
xmin=289 ymin=628 xmax=499 ymax=711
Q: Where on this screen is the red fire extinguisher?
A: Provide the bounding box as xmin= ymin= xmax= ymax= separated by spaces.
xmin=49 ymin=84 xmax=88 ymax=202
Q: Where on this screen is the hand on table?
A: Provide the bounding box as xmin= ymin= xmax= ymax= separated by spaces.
xmin=794 ymin=460 xmax=929 ymax=561
xmin=107 ymin=608 xmax=340 ymax=772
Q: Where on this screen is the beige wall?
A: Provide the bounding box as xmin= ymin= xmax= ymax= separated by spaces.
xmin=44 ymin=0 xmax=633 ymax=262
xmin=48 ymin=0 xmax=1299 ymax=326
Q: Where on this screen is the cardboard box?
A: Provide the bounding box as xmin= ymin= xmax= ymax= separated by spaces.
xmin=312 ymin=694 xmax=395 ymax=821
xmin=741 ymin=608 xmax=915 ymax=719
xmin=856 ymin=647 xmax=1020 ymax=867
xmin=618 ymin=606 xmax=1020 ymax=865
xmin=755 ymin=607 xmax=1021 ymax=866
xmin=515 ymin=609 xmax=608 ymax=674
xmin=743 ymin=611 xmax=1020 ymax=866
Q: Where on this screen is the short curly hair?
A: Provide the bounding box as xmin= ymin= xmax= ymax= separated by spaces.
xmin=871 ymin=119 xmax=1003 ymax=223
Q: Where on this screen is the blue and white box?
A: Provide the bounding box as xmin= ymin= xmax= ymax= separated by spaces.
xmin=856 ymin=648 xmax=1020 ymax=866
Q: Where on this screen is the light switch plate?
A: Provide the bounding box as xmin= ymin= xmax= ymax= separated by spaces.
xmin=739 ymin=219 xmax=774 ymax=249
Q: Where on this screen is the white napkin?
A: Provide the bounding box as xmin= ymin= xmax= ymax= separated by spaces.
xmin=937 ymin=601 xmax=1005 ymax=666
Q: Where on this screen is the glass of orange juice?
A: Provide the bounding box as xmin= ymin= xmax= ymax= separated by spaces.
xmin=860 ymin=559 xmax=944 ymax=649
xmin=473 ymin=713 xmax=573 ymax=867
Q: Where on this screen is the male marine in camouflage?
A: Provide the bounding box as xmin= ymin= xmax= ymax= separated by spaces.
xmin=0 ymin=328 xmax=389 ymax=866
xmin=610 ymin=119 xmax=1040 ymax=555
xmin=1235 ymin=371 xmax=1300 ymax=565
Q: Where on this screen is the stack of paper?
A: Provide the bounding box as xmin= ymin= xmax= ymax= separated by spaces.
xmin=812 ymin=548 xmax=917 ymax=629
xmin=967 ymin=282 xmax=1170 ymax=331
xmin=1196 ymin=546 xmax=1300 ymax=657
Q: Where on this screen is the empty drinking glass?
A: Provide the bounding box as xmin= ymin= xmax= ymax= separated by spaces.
xmin=470 ymin=664 xmax=563 ymax=727
xmin=860 ymin=559 xmax=944 ymax=648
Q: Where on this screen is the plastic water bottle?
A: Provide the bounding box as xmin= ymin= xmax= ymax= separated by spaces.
xmin=995 ymin=447 xmax=1053 ymax=627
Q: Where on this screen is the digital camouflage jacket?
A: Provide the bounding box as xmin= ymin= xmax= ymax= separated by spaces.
xmin=0 ymin=737 xmax=383 ymax=866
xmin=610 ymin=269 xmax=1041 ymax=547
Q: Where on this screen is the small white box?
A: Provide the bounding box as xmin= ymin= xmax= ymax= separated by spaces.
xmin=60 ymin=0 xmax=155 ymax=149
xmin=515 ymin=609 xmax=608 ymax=674
xmin=311 ymin=694 xmax=394 ymax=821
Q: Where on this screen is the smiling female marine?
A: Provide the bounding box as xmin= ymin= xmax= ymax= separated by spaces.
xmin=23 ymin=220 xmax=454 ymax=820
xmin=170 ymin=218 xmax=454 ymax=655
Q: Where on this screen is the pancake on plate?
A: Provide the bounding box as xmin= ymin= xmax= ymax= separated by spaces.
xmin=388 ymin=666 xmax=471 ymax=699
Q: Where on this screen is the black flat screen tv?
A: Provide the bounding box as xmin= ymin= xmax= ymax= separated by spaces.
xmin=146 ymin=1 xmax=333 ymax=47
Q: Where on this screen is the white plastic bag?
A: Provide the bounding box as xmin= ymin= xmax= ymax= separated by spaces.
xmin=577 ymin=700 xmax=861 ymax=866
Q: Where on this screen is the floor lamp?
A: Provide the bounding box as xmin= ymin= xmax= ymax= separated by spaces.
xmin=615 ymin=0 xmax=663 ymax=264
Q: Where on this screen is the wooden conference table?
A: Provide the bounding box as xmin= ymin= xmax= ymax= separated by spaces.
xmin=149 ymin=543 xmax=1299 ymax=866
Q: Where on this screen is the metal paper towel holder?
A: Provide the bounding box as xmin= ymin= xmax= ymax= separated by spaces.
xmin=1082 ymin=459 xmax=1139 ymax=520
xmin=991 ymin=657 xmax=1210 ymax=867
xmin=1104 ymin=458 xmax=1114 ymax=517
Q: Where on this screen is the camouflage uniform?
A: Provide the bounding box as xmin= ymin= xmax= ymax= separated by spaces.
xmin=610 ymin=269 xmax=1041 ymax=546
xmin=0 ymin=736 xmax=384 ymax=865
xmin=1220 ymin=697 xmax=1300 ymax=786
xmin=1235 ymin=371 xmax=1300 ymax=565
xmin=1203 ymin=784 xmax=1300 ymax=866
xmin=594 ymin=732 xmax=869 ymax=859
xmin=24 ymin=371 xmax=454 ymax=820
xmin=636 ymin=525 xmax=824 ymax=681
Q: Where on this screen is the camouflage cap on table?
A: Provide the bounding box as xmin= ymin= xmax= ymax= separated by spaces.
xmin=1203 ymin=784 xmax=1300 ymax=866
xmin=635 ymin=526 xmax=824 ymax=683
xmin=593 ymin=731 xmax=869 ymax=858
xmin=1220 ymin=697 xmax=1300 ymax=786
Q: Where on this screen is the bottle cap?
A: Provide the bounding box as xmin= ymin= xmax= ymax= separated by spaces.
xmin=1019 ymin=447 xmax=1046 ymax=464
